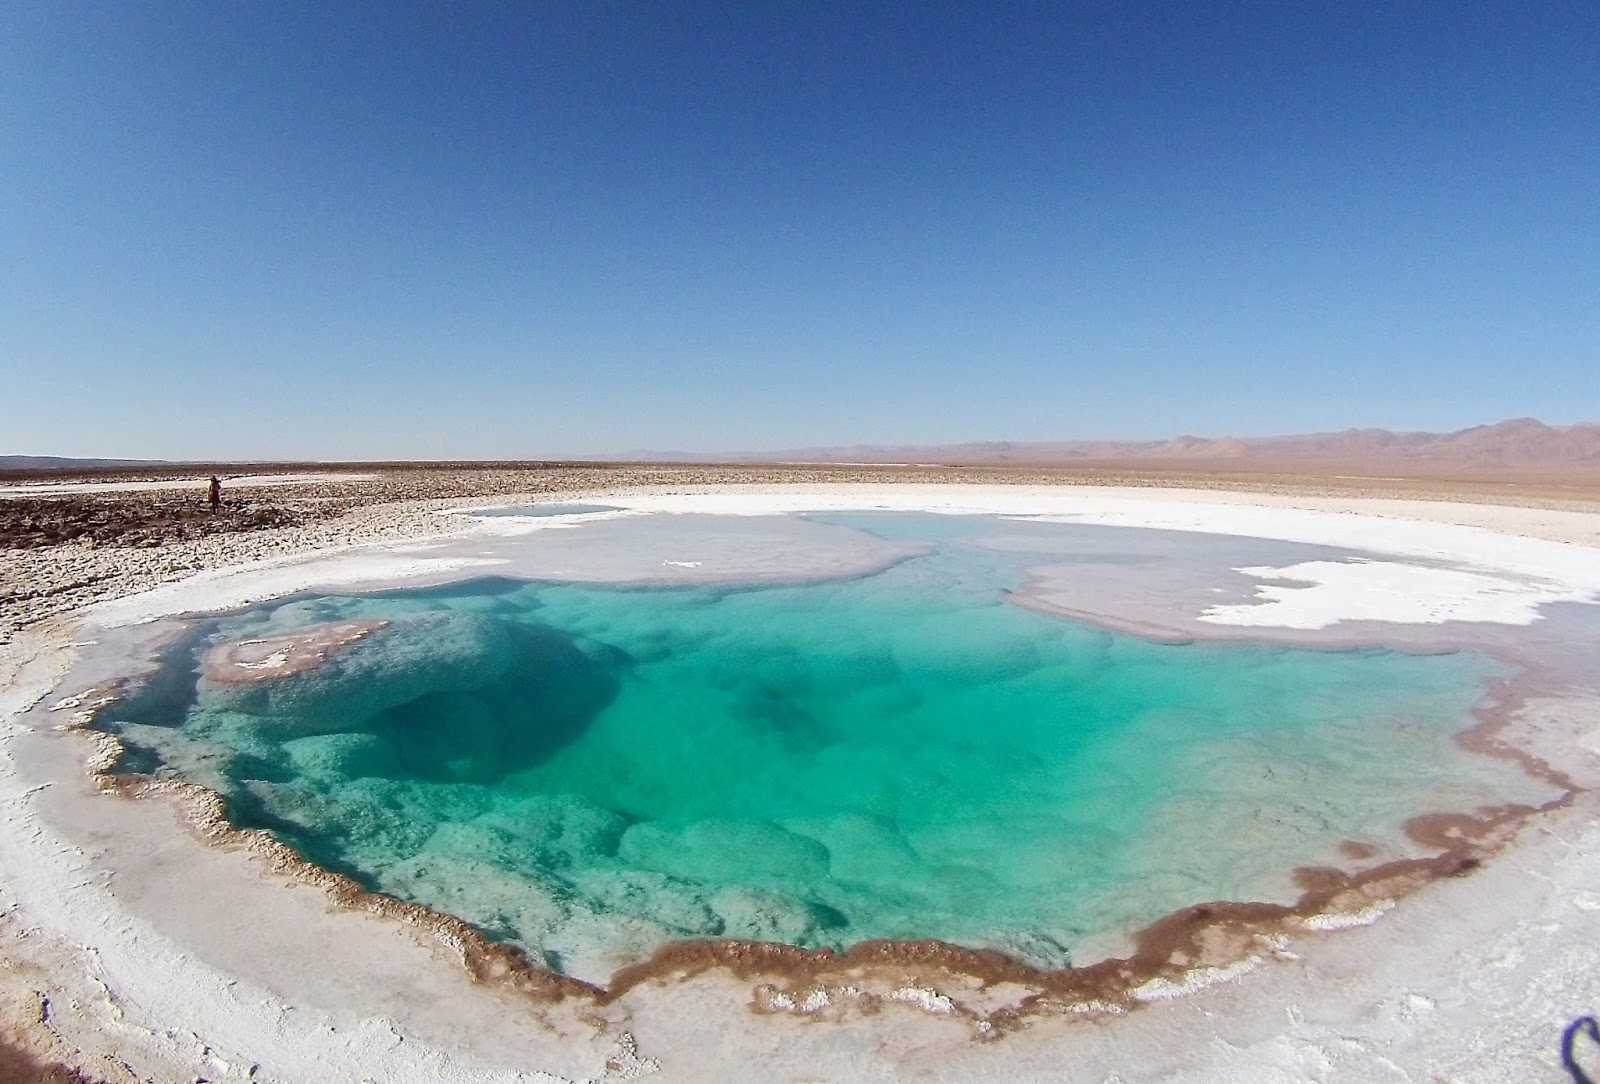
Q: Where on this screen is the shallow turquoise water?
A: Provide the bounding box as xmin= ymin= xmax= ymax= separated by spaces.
xmin=101 ymin=514 xmax=1542 ymax=980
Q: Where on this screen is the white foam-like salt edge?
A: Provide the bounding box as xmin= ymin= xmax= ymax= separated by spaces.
xmin=800 ymin=989 xmax=832 ymax=1013
xmin=766 ymin=984 xmax=866 ymax=1016
xmin=89 ymin=550 xmax=509 ymax=628
xmin=587 ymin=486 xmax=1600 ymax=629
xmin=1130 ymin=957 xmax=1265 ymax=1003
xmin=85 ymin=484 xmax=1600 ymax=631
xmin=5 ymin=482 xmax=1600 ymax=1082
xmin=888 ymin=986 xmax=956 ymax=1015
xmin=1298 ymin=899 xmax=1395 ymax=932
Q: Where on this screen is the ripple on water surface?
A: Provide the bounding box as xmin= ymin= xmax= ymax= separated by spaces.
xmin=96 ymin=515 xmax=1550 ymax=983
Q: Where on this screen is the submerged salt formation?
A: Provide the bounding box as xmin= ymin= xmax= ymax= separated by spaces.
xmin=201 ymin=619 xmax=387 ymax=684
xmin=92 ymin=514 xmax=1561 ymax=985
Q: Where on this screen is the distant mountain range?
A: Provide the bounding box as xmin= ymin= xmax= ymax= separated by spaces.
xmin=7 ymin=418 xmax=1599 ymax=473
xmin=689 ymin=418 xmax=1600 ymax=469
xmin=0 ymin=455 xmax=165 ymax=471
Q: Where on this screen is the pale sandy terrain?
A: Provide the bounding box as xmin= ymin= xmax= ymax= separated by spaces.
xmin=2 ymin=469 xmax=1600 ymax=1082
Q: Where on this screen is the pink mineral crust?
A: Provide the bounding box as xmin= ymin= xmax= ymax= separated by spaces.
xmin=200 ymin=619 xmax=388 ymax=685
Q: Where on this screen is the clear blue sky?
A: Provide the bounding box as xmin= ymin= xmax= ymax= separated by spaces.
xmin=3 ymin=2 xmax=1597 ymax=459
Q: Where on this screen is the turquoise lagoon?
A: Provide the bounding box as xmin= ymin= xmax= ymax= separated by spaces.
xmin=98 ymin=514 xmax=1544 ymax=982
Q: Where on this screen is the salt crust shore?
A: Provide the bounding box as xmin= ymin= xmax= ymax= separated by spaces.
xmin=3 ymin=483 xmax=1600 ymax=1081
xmin=82 ymin=484 xmax=1600 ymax=629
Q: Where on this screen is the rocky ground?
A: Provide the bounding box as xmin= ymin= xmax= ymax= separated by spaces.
xmin=0 ymin=465 xmax=809 ymax=642
xmin=5 ymin=462 xmax=1600 ymax=647
xmin=0 ymin=496 xmax=304 ymax=550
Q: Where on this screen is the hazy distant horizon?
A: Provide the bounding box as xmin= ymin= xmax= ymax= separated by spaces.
xmin=8 ymin=415 xmax=1600 ymax=469
xmin=5 ymin=5 xmax=1597 ymax=460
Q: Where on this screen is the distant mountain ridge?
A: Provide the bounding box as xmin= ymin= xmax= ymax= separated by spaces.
xmin=7 ymin=419 xmax=1599 ymax=471
xmin=726 ymin=418 xmax=1600 ymax=468
xmin=0 ymin=455 xmax=165 ymax=471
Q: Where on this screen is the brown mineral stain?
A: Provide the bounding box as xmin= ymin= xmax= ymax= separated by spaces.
xmin=199 ymin=619 xmax=388 ymax=685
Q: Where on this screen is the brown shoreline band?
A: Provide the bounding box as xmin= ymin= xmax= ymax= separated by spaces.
xmin=49 ymin=619 xmax=1584 ymax=1035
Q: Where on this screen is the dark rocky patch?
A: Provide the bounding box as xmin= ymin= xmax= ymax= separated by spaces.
xmin=0 ymin=497 xmax=306 ymax=550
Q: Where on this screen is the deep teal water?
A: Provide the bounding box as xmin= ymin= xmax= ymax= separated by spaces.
xmin=100 ymin=515 xmax=1543 ymax=981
